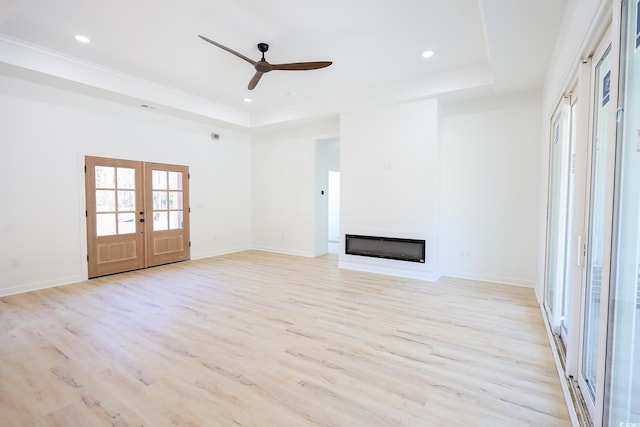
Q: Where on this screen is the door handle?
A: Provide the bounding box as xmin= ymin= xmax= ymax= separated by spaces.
xmin=140 ymin=218 xmax=145 ymax=223
xmin=577 ymin=235 xmax=583 ymax=266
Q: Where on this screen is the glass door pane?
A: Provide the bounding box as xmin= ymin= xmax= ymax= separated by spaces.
xmin=582 ymin=43 xmax=612 ymax=401
xmin=545 ymin=111 xmax=565 ymax=324
xmin=545 ymin=98 xmax=574 ymax=335
xmin=561 ymin=98 xmax=579 ymax=340
xmin=545 ymin=113 xmax=562 ymax=325
xmin=94 ymin=166 xmax=137 ymax=236
xmin=606 ymin=0 xmax=640 ymax=423
xmin=151 ymin=170 xmax=184 ymax=231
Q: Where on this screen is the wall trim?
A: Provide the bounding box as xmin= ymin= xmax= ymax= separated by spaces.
xmin=0 ymin=275 xmax=84 ymax=298
xmin=338 ymin=260 xmax=440 ymax=282
xmin=191 ymin=246 xmax=252 ymax=261
xmin=251 ymin=246 xmax=315 ymax=258
xmin=1 ymin=248 xmax=253 ymax=298
xmin=441 ymin=270 xmax=536 ymax=288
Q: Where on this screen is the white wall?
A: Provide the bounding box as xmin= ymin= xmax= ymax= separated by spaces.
xmin=314 ymin=139 xmax=329 ymax=256
xmin=251 ymin=119 xmax=339 ymax=257
xmin=439 ymin=91 xmax=543 ymax=287
xmin=328 ymin=171 xmax=340 ymax=243
xmin=326 ymin=138 xmax=340 ymax=172
xmin=0 ymin=75 xmax=252 ymax=296
xmin=339 ymin=98 xmax=439 ymax=280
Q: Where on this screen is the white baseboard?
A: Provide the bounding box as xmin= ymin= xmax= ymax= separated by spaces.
xmin=191 ymin=246 xmax=252 ymax=260
xmin=441 ymin=270 xmax=536 ymax=288
xmin=338 ymin=260 xmax=440 ymax=282
xmin=0 ymin=247 xmax=253 ymax=298
xmin=250 ymin=246 xmax=315 ymax=258
xmin=0 ymin=275 xmax=84 ymax=298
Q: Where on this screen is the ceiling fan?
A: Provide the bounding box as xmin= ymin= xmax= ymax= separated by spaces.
xmin=198 ymin=35 xmax=332 ymax=90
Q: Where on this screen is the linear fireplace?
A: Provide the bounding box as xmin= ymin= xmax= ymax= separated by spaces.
xmin=345 ymin=234 xmax=426 ymax=263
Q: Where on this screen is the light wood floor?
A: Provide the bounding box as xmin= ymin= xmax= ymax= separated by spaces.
xmin=0 ymin=250 xmax=570 ymax=426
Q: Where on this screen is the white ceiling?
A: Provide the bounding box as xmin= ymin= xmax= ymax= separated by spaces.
xmin=0 ymin=0 xmax=567 ymax=129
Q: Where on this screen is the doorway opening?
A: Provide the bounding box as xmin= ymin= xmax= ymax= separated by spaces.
xmin=328 ymin=170 xmax=340 ymax=254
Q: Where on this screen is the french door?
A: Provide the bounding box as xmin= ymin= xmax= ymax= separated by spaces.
xmin=545 ymin=99 xmax=572 ymax=333
xmin=544 ymin=91 xmax=580 ymax=348
xmin=579 ymin=29 xmax=616 ymax=422
xmin=605 ymin=0 xmax=640 ymax=422
xmin=85 ymin=156 xmax=190 ymax=278
xmin=561 ymin=96 xmax=578 ymax=344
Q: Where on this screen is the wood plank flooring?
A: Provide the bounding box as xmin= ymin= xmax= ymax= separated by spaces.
xmin=0 ymin=250 xmax=570 ymax=426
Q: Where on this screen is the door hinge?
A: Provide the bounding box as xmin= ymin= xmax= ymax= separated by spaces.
xmin=189 ymin=241 xmax=191 ymax=247
xmin=188 ymin=173 xmax=190 ymax=179
xmin=85 ymin=210 xmax=88 ymax=217
xmin=86 ymin=255 xmax=89 ymax=262
xmin=189 ymin=207 xmax=191 ymax=213
xmin=84 ymin=165 xmax=87 ymax=173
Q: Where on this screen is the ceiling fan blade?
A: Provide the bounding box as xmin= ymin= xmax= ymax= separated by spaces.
xmin=198 ymin=35 xmax=256 ymax=66
xmin=248 ymin=71 xmax=264 ymax=90
xmin=270 ymin=61 xmax=333 ymax=71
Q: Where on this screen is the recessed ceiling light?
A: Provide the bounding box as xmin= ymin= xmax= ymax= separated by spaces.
xmin=421 ymin=50 xmax=434 ymax=59
xmin=244 ymin=98 xmax=252 ymax=103
xmin=74 ymin=34 xmax=91 ymax=44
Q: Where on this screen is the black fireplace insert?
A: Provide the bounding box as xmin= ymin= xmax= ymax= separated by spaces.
xmin=345 ymin=234 xmax=425 ymax=263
